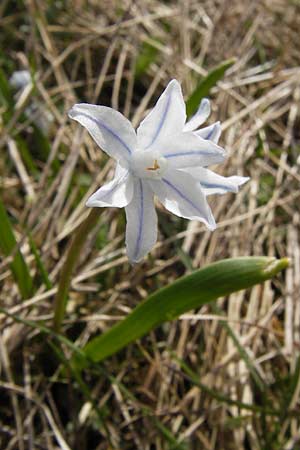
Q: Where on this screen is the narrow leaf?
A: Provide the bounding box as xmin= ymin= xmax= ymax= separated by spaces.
xmin=0 ymin=68 xmax=13 ymax=104
xmin=186 ymin=58 xmax=236 ymax=117
xmin=53 ymin=208 xmax=101 ymax=332
xmin=16 ymin=136 xmax=39 ymax=175
xmin=134 ymin=41 xmax=159 ymax=79
xmin=0 ymin=198 xmax=33 ymax=299
xmin=211 ymin=302 xmax=266 ymax=392
xmin=28 ymin=233 xmax=52 ymax=290
xmin=175 ymin=355 xmax=280 ymax=416
xmin=0 ymin=68 xmax=14 ymax=123
xmin=76 ymin=257 xmax=288 ymax=367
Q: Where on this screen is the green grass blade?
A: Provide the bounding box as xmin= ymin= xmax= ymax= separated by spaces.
xmin=211 ymin=302 xmax=266 ymax=392
xmin=28 ymin=233 xmax=52 ymax=290
xmin=152 ymin=419 xmax=188 ymax=450
xmin=53 ymin=208 xmax=101 ymax=332
xmin=77 ymin=257 xmax=288 ymax=366
xmin=0 ymin=67 xmax=14 ymax=122
xmin=280 ymin=355 xmax=300 ymax=417
xmin=134 ymin=40 xmax=159 ymax=79
xmin=0 ymin=198 xmax=33 ymax=299
xmin=174 ymin=355 xmax=280 ymax=417
xmin=0 ymin=68 xmax=13 ymax=105
xmin=186 ymin=58 xmax=236 ymax=117
xmin=32 ymin=124 xmax=51 ymax=161
xmin=16 ymin=137 xmax=39 ymax=176
xmin=0 ymin=306 xmax=87 ymax=360
xmin=98 ymin=369 xmax=188 ymax=449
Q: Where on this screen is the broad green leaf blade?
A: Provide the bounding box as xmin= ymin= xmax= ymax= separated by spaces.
xmin=0 ymin=198 xmax=33 ymax=299
xmin=77 ymin=257 xmax=288 ymax=366
xmin=186 ymin=58 xmax=236 ymax=117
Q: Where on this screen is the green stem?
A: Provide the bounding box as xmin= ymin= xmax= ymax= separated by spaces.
xmin=53 ymin=208 xmax=101 ymax=333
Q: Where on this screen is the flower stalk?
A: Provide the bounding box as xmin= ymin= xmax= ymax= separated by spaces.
xmin=53 ymin=208 xmax=101 ymax=333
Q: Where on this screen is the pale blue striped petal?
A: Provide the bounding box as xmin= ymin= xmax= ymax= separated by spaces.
xmin=159 ymin=132 xmax=226 ymax=168
xmin=149 ymin=169 xmax=216 ymax=230
xmin=125 ymin=178 xmax=158 ymax=263
xmin=195 ymin=122 xmax=222 ymax=144
xmin=137 ymin=80 xmax=186 ymax=150
xmin=184 ymin=167 xmax=250 ymax=196
xmin=69 ymin=104 xmax=137 ymax=163
xmin=183 ymin=98 xmax=211 ymax=132
xmin=86 ymin=165 xmax=134 ymax=208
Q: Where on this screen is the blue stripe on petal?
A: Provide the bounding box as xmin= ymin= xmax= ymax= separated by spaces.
xmin=86 ymin=170 xmax=130 ymax=207
xmin=100 ymin=172 xmax=129 ymax=200
xmin=164 ymin=150 xmax=216 ymax=158
xmin=162 ymin=178 xmax=203 ymax=215
xmin=205 ymin=125 xmax=216 ymax=140
xmin=75 ymin=111 xmax=132 ymax=155
xmin=146 ymin=95 xmax=171 ymax=149
xmin=200 ymin=181 xmax=234 ymax=191
xmin=133 ymin=179 xmax=144 ymax=261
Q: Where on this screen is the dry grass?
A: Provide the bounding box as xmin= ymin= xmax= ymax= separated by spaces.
xmin=1 ymin=0 xmax=300 ymax=449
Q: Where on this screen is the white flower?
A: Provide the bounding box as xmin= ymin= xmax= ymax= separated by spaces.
xmin=9 ymin=70 xmax=32 ymax=89
xmin=69 ymin=80 xmax=249 ymax=263
xmin=9 ymin=70 xmax=53 ymax=134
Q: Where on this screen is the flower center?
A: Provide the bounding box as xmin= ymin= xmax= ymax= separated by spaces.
xmin=131 ymin=150 xmax=168 ymax=180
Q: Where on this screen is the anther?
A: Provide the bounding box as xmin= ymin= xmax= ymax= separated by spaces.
xmin=147 ymin=159 xmax=160 ymax=171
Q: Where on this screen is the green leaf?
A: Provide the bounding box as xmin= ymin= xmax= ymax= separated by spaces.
xmin=0 ymin=305 xmax=87 ymax=360
xmin=280 ymin=355 xmax=300 ymax=416
xmin=28 ymin=233 xmax=52 ymax=290
xmin=15 ymin=136 xmax=39 ymax=175
xmin=31 ymin=124 xmax=51 ymax=161
xmin=0 ymin=68 xmax=14 ymax=123
xmin=0 ymin=198 xmax=33 ymax=299
xmin=0 ymin=68 xmax=13 ymax=104
xmin=211 ymin=302 xmax=267 ymax=392
xmin=186 ymin=58 xmax=236 ymax=117
xmin=75 ymin=257 xmax=288 ymax=367
xmin=53 ymin=208 xmax=102 ymax=332
xmin=153 ymin=419 xmax=188 ymax=450
xmin=173 ymin=354 xmax=279 ymax=416
xmin=134 ymin=41 xmax=159 ymax=79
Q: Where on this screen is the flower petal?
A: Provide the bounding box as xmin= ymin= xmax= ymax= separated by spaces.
xmin=183 ymin=98 xmax=211 ymax=132
xmin=125 ymin=178 xmax=158 ymax=263
xmin=184 ymin=167 xmax=250 ymax=196
xmin=149 ymin=169 xmax=216 ymax=230
xmin=68 ymin=104 xmax=137 ymax=163
xmin=195 ymin=121 xmax=222 ymax=144
xmin=160 ymin=132 xmax=226 ymax=168
xmin=137 ymin=79 xmax=186 ymax=150
xmin=86 ymin=165 xmax=134 ymax=208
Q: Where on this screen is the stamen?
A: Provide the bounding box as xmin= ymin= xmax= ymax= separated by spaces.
xmin=147 ymin=159 xmax=160 ymax=171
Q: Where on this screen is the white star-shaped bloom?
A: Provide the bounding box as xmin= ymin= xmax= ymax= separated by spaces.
xmin=69 ymin=80 xmax=249 ymax=263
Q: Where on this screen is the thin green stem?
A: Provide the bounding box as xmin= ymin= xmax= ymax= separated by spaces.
xmin=53 ymin=208 xmax=101 ymax=333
